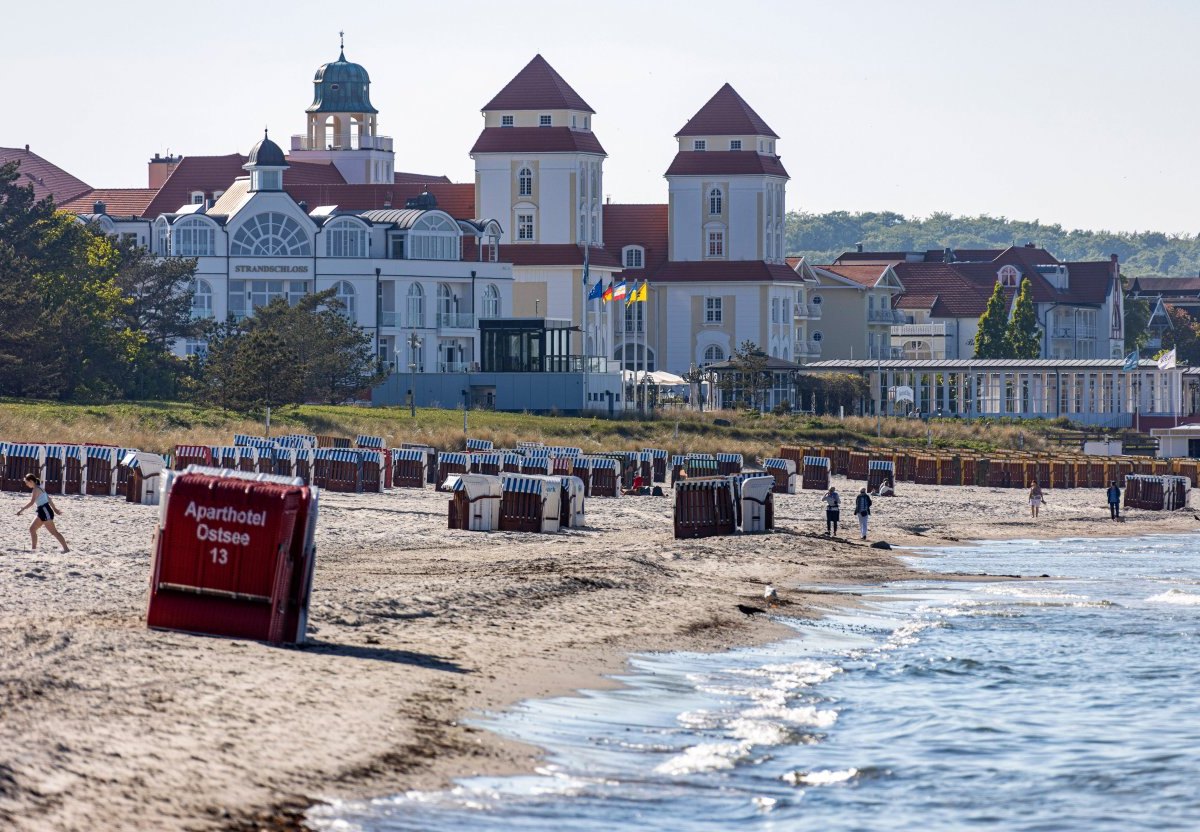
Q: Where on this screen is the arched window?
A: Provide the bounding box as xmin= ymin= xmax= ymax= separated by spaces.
xmin=231 ymin=212 xmax=311 ymax=256
xmin=406 ymin=283 xmax=425 ymax=328
xmin=171 ymin=218 xmax=216 ymax=257
xmin=409 ymin=213 xmax=461 ymax=260
xmin=614 ymin=344 xmax=655 ymax=372
xmin=518 ymin=166 xmax=533 ymax=197
xmin=325 ymin=218 xmax=368 ymax=258
xmin=154 ymin=217 xmax=169 ymax=256
xmin=997 ymin=265 xmax=1020 ymax=288
xmin=436 ymin=283 xmax=454 ymax=326
xmin=191 ymin=279 xmax=213 ymax=318
xmin=482 ymin=284 xmax=501 ymax=319
xmin=703 ymin=344 xmax=725 ymax=366
xmin=333 ymin=280 xmax=357 ymax=322
xmin=708 ymin=187 xmax=723 ymax=215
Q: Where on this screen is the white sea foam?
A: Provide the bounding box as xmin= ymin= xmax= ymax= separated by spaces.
xmin=676 ymin=709 xmax=721 ymax=729
xmin=727 ymin=717 xmax=795 ymax=745
xmin=654 ymin=741 xmax=750 ymax=775
xmin=742 ymin=703 xmax=839 ymax=728
xmin=1147 ymin=589 xmax=1200 ymax=605
xmin=782 ymin=767 xmax=859 ymax=786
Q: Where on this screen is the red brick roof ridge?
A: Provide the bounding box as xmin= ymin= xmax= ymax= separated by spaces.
xmin=0 ymin=146 xmax=92 ymax=205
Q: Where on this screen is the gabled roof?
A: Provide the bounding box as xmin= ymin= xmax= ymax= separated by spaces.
xmin=142 ymin=154 xmax=250 ymax=217
xmin=816 ymin=264 xmax=900 ymax=289
xmin=1129 ymin=276 xmax=1200 ymax=295
xmin=664 ymin=151 xmax=788 ymax=178
xmin=482 ymin=54 xmax=594 ymax=114
xmin=603 ymin=203 xmax=669 ymax=279
xmin=675 ymin=83 xmax=779 ymax=139
xmin=470 ymin=127 xmax=606 ymax=156
xmin=59 ymin=188 xmax=157 ymax=217
xmin=0 ymin=146 xmax=91 ymax=205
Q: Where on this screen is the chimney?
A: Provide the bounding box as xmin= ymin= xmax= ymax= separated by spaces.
xmin=1110 ymin=253 xmax=1119 ymax=279
xmin=298 ymin=201 xmax=308 ymax=213
xmin=943 ymin=247 xmax=954 ymax=263
xmin=1025 ymin=242 xmax=1036 ymax=248
xmin=148 ymin=152 xmax=182 ymax=189
xmin=93 ymin=200 xmax=106 ymax=215
xmin=856 ymin=242 xmax=864 ymax=253
xmin=24 ymin=144 xmax=29 ymax=152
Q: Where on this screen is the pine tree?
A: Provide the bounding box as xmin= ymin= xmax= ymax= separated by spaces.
xmin=973 ymin=281 xmax=1010 ymax=358
xmin=1004 ymin=278 xmax=1042 ymax=358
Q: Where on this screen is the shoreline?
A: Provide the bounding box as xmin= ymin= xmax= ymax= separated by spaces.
xmin=0 ymin=477 xmax=1194 ymax=831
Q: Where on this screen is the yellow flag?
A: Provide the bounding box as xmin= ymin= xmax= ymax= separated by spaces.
xmin=626 ymin=282 xmax=647 ymax=305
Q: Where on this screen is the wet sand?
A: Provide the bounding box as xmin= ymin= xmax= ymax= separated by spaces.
xmin=0 ymin=477 xmax=1193 ymax=831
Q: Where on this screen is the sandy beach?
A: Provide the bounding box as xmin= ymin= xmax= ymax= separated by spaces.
xmin=0 ymin=476 xmax=1195 ymax=831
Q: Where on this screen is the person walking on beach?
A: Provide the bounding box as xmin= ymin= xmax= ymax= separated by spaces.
xmin=823 ymin=486 xmax=841 ymax=536
xmin=16 ymin=474 xmax=70 ymax=552
xmin=1028 ymin=480 xmax=1044 ymax=519
xmin=1107 ymin=480 xmax=1122 ymax=520
xmin=854 ymin=487 xmax=873 ymax=540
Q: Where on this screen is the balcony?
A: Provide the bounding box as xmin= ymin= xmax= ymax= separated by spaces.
xmin=794 ymin=302 xmax=820 ymax=320
xmin=437 ymin=312 xmax=476 ymax=329
xmin=290 ymin=134 xmax=395 ymax=152
xmin=868 ymin=309 xmax=894 ymax=323
xmin=1052 ymin=326 xmax=1096 ymax=340
xmin=798 ymin=340 xmax=822 ymax=357
xmin=438 ymin=361 xmax=471 ymax=373
xmin=892 ymin=323 xmax=949 ymax=337
xmin=380 ymin=310 xmax=398 ymax=327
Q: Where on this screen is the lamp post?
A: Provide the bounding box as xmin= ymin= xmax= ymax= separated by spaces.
xmin=461 ymin=389 xmax=469 ymax=436
xmin=407 ymin=332 xmax=423 ymax=418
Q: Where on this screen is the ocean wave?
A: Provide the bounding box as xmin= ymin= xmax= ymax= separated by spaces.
xmin=782 ymin=767 xmax=859 ymax=786
xmin=1146 ymin=589 xmax=1200 ymax=605
xmin=654 ymin=741 xmax=751 ymax=775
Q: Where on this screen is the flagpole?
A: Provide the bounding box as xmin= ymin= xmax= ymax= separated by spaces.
xmin=583 ymin=245 xmax=590 ymax=409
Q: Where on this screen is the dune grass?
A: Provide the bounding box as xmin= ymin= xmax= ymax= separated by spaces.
xmin=0 ymin=398 xmax=1087 ymax=461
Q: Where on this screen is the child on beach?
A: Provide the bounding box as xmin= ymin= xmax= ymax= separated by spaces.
xmin=1028 ymin=480 xmax=1044 ymax=519
xmin=854 ymin=487 xmax=873 ymax=540
xmin=16 ymin=474 xmax=70 ymax=552
xmin=823 ymin=486 xmax=841 ymax=536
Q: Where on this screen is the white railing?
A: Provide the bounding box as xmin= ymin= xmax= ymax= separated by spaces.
xmin=438 ymin=361 xmax=470 ymax=373
xmin=437 ymin=312 xmax=475 ymax=329
xmin=794 ymin=302 xmax=821 ymax=320
xmin=806 ymin=340 xmax=823 ymax=356
xmin=380 ymin=311 xmax=398 ymax=327
xmin=290 ymin=134 xmax=394 ymax=152
xmin=892 ymin=323 xmax=948 ymax=337
xmin=868 ymin=309 xmax=894 ymax=323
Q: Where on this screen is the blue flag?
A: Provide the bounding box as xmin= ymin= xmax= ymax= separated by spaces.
xmin=587 ymin=279 xmax=605 ymax=301
xmin=1122 ymin=351 xmax=1139 ymax=372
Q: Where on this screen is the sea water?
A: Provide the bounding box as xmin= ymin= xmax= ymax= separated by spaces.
xmin=310 ymin=533 xmax=1200 ymax=831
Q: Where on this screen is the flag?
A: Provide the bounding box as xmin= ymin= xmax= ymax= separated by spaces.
xmin=1122 ymin=351 xmax=1139 ymax=372
xmin=587 ymin=279 xmax=605 ymax=301
xmin=612 ymin=280 xmax=628 ymax=301
xmin=1157 ymin=348 xmax=1177 ymax=370
xmin=625 ymin=282 xmax=647 ymax=306
xmin=602 ymin=282 xmax=613 ymax=303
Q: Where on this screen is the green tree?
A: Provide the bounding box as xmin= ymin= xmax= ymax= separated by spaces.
xmin=717 ymin=340 xmax=773 ymax=411
xmin=973 ymin=281 xmax=1010 ymax=358
xmin=1124 ymin=296 xmax=1152 ymax=354
xmin=1003 ymin=278 xmax=1041 ymax=358
xmin=1161 ymin=306 xmax=1200 ymax=366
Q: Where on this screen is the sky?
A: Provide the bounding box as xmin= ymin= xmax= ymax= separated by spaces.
xmin=6 ymin=0 xmax=1200 ymax=233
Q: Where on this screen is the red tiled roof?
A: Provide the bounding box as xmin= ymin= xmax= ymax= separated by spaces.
xmin=603 ymin=203 xmax=669 ymax=278
xmin=649 ymin=261 xmax=804 ymax=283
xmin=1129 ymin=276 xmax=1200 ymax=294
xmin=676 ymin=84 xmax=779 ymax=139
xmin=890 ymin=263 xmax=992 ymax=317
xmin=470 ymin=127 xmax=606 ymax=155
xmin=286 ymin=161 xmax=350 ymax=185
xmin=0 ymin=146 xmax=91 ymax=205
xmin=498 ymin=243 xmax=621 ymax=269
xmin=818 ymin=264 xmax=891 ymax=288
xmin=482 ymin=54 xmax=595 ymax=114
xmin=59 ymin=188 xmax=158 ymax=217
xmin=142 ymin=154 xmax=248 ymax=217
xmin=665 ymin=151 xmax=788 ymax=178
xmin=286 ymin=183 xmax=477 ymax=221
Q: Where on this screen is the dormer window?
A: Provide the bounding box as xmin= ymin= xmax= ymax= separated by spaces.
xmin=190 ymin=191 xmax=205 ymax=205
xmin=997 ymin=265 xmax=1020 ymax=288
xmin=584 ymin=116 xmax=589 ymax=129
xmin=622 ymin=246 xmax=644 ymax=269
xmin=730 ymin=140 xmax=742 ymax=151
xmin=501 ymin=115 xmax=514 ymax=128
xmin=693 ymin=140 xmax=707 ymax=151
xmin=539 ymin=114 xmax=552 ymax=127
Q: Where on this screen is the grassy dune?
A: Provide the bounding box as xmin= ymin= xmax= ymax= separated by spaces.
xmin=0 ymin=399 xmax=1073 ymax=460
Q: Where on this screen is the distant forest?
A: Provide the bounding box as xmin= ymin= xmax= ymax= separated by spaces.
xmin=785 ymin=211 xmax=1200 ymax=277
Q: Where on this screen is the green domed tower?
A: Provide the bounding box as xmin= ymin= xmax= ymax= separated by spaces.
xmin=293 ymin=34 xmax=395 ymax=184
